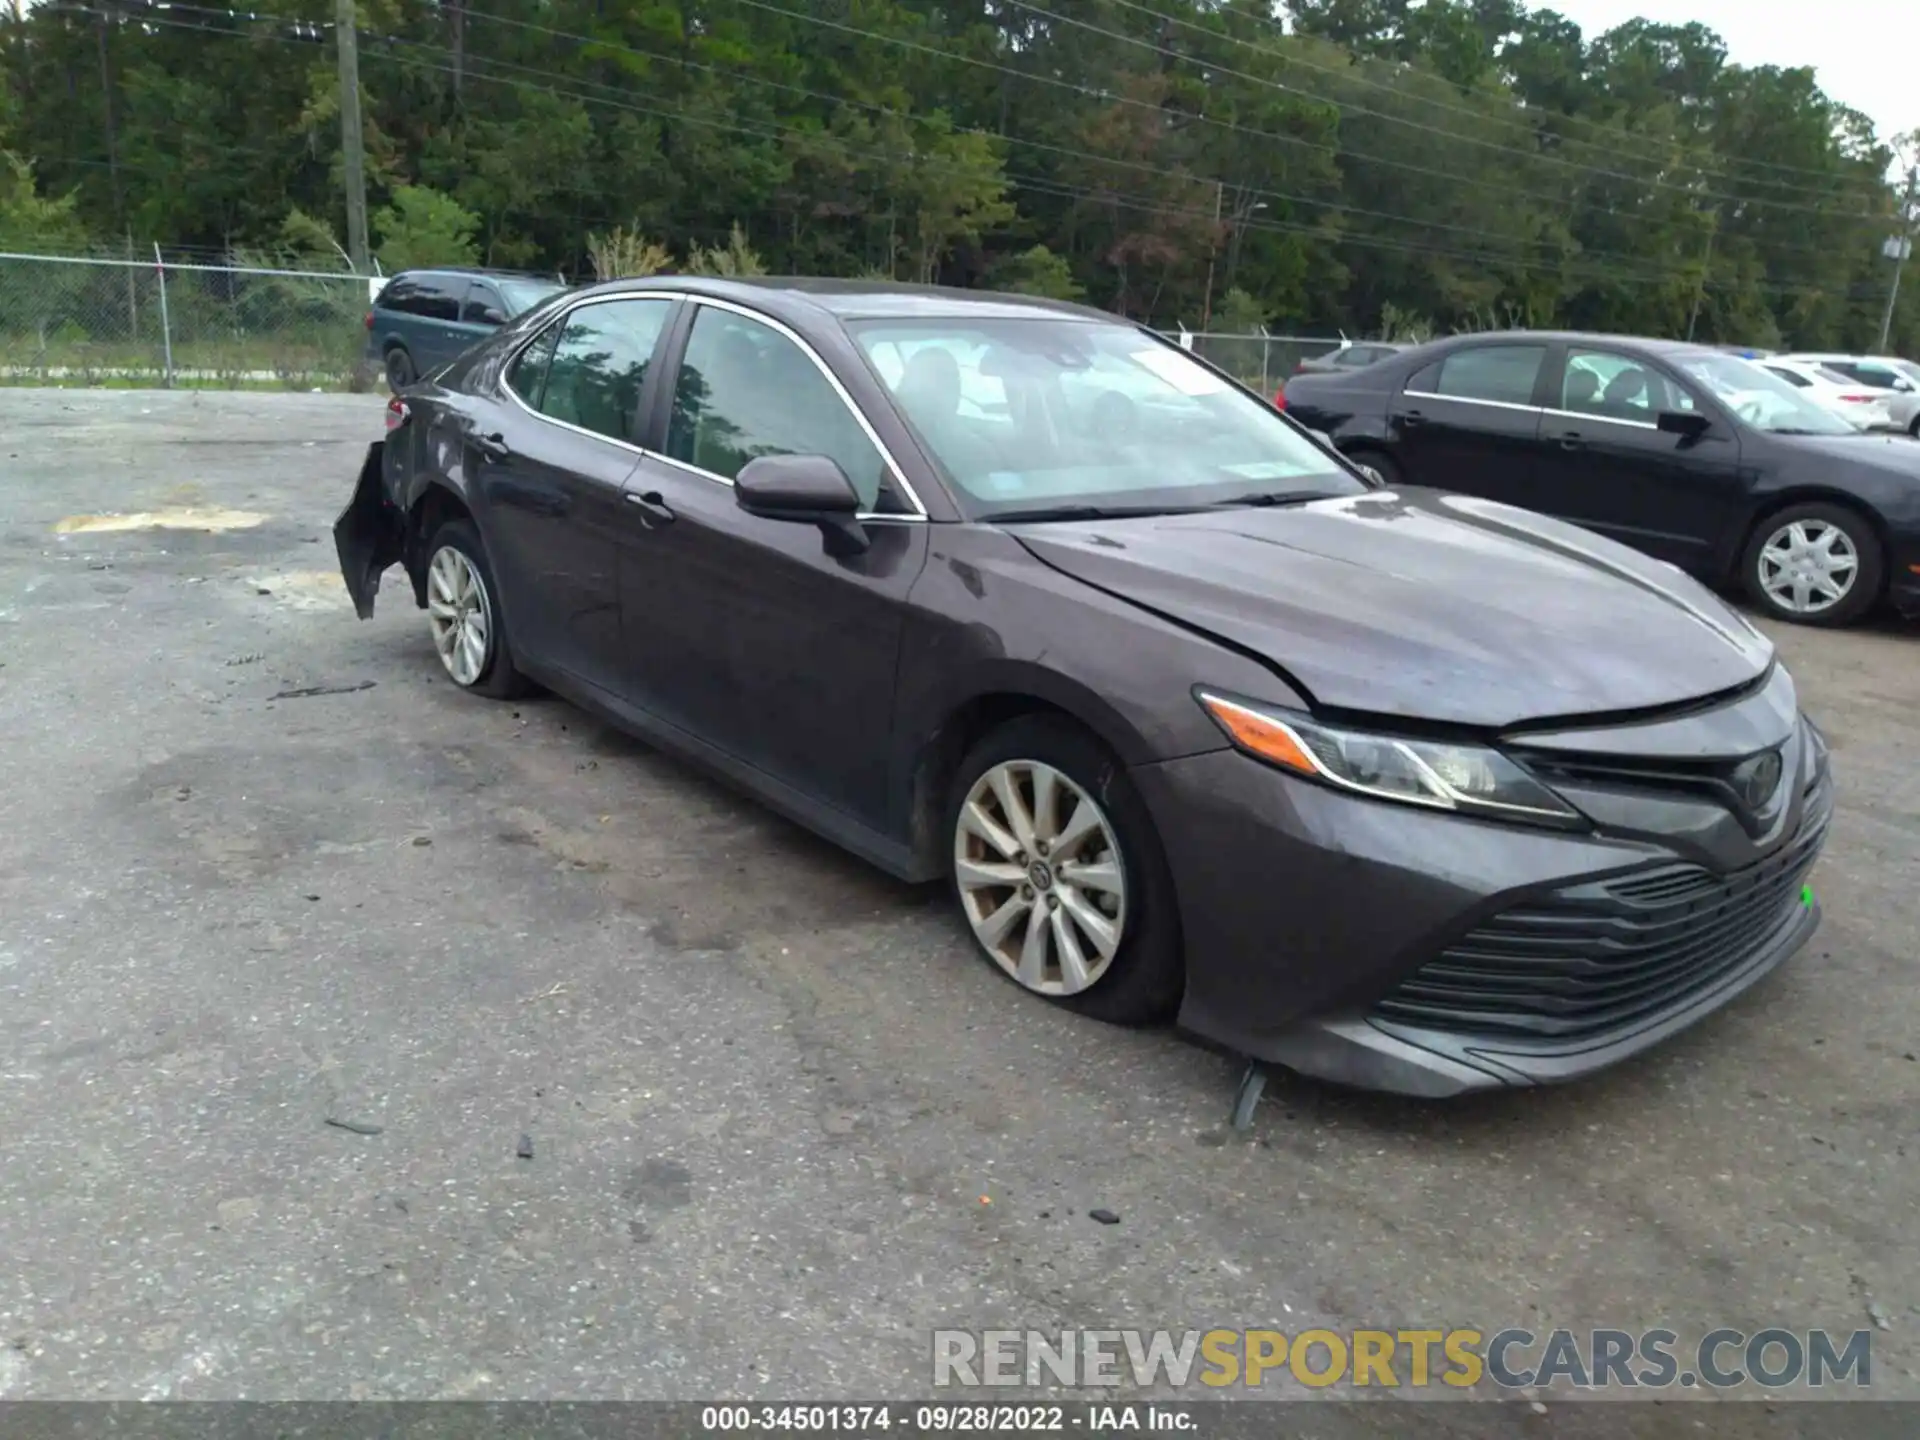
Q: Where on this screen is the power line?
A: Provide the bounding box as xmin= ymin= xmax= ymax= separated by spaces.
xmin=1003 ymin=0 xmax=1886 ymax=220
xmin=1103 ymin=0 xmax=1898 ymax=191
xmin=39 ymin=4 xmax=1898 ymax=306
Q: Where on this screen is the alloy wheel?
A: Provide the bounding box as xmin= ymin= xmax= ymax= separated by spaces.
xmin=427 ymin=544 xmax=493 ymax=686
xmin=1757 ymin=519 xmax=1858 ymax=616
xmin=953 ymin=760 xmax=1128 ymax=996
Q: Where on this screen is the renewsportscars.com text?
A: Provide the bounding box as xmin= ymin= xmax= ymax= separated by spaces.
xmin=932 ymin=1327 xmax=1873 ymax=1391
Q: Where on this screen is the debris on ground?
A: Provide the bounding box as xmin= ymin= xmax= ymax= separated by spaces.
xmin=1089 ymin=1208 xmax=1120 ymax=1225
xmin=269 ymin=680 xmax=376 ymax=700
xmin=324 ymin=1117 xmax=383 ymax=1136
xmin=1868 ymin=1301 xmax=1892 ymax=1331
xmin=516 ymin=1134 xmax=535 ymax=1160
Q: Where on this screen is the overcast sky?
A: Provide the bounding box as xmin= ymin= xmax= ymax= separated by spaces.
xmin=1548 ymin=0 xmax=1918 ymax=148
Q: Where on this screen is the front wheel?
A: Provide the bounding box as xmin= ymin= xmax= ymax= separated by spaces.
xmin=946 ymin=717 xmax=1182 ymax=1025
xmin=1343 ymin=447 xmax=1401 ymax=487
xmin=1741 ymin=502 xmax=1883 ymax=627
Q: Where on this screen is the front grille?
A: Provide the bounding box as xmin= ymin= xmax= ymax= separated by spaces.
xmin=1375 ymin=802 xmax=1829 ymax=1043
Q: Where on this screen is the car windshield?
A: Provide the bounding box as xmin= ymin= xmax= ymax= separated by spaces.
xmin=498 ymin=278 xmax=567 ymax=315
xmin=849 ymin=317 xmax=1362 ymax=518
xmin=1670 ymin=353 xmax=1856 ymax=435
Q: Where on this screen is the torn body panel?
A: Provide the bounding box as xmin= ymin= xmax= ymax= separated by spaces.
xmin=333 ymin=442 xmax=405 ymax=619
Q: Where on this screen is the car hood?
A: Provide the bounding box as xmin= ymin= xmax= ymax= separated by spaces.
xmin=1009 ymin=487 xmax=1774 ymax=730
xmin=1771 ymin=430 xmax=1920 ymax=475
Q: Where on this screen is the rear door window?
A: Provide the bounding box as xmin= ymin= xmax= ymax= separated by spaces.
xmin=535 ymin=298 xmax=675 ymax=444
xmin=1430 ymin=345 xmax=1547 ymax=406
xmin=387 ymin=275 xmax=462 ymax=321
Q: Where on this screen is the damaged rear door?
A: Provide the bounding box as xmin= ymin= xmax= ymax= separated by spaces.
xmin=334 ymin=440 xmax=405 ymax=619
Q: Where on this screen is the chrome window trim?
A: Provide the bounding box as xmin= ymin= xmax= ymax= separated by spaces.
xmin=647 ymin=451 xmax=926 ymax=525
xmin=497 ymin=291 xmax=682 ymax=457
xmin=1402 ymin=389 xmax=1543 ymax=415
xmin=667 ymin=296 xmax=930 ymax=519
xmin=1540 ymin=407 xmax=1659 ymax=431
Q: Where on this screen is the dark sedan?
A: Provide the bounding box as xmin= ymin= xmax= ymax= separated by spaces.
xmin=335 ymin=280 xmax=1831 ymax=1096
xmin=1281 ymin=330 xmax=1920 ymax=627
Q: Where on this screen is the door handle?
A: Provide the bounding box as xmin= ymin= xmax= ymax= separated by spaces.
xmin=625 ymin=490 xmax=675 ymax=526
xmin=1399 ymin=410 xmax=1426 ymax=429
xmin=1556 ymin=431 xmax=1585 ymax=450
xmin=473 ymin=432 xmax=511 ymax=462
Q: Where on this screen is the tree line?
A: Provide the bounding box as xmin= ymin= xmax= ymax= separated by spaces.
xmin=2 ymin=0 xmax=1916 ymax=351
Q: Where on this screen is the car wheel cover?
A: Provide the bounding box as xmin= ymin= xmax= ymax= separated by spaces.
xmin=1757 ymin=519 xmax=1858 ymax=615
xmin=427 ymin=544 xmax=493 ymax=686
xmin=954 ymin=760 xmax=1128 ymax=996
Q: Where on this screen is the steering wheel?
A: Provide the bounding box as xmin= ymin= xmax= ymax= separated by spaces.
xmin=1734 ymin=396 xmax=1769 ymax=425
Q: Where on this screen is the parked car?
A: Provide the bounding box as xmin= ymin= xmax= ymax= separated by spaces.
xmin=1294 ymin=340 xmax=1407 ymax=375
xmin=337 ymin=280 xmax=1832 ymax=1097
xmin=1775 ymin=353 xmax=1920 ymax=437
xmin=1282 ymin=331 xmax=1920 ymax=626
xmin=1758 ymin=358 xmax=1897 ymax=431
xmin=1775 ymin=352 xmax=1920 ymax=394
xmin=367 ymin=268 xmax=568 ymax=390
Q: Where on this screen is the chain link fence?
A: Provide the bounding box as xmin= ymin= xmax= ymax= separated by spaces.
xmin=1155 ymin=330 xmax=1343 ymax=394
xmin=0 ymin=251 xmax=378 ymax=390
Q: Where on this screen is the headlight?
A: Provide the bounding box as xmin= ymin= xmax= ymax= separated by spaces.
xmin=1197 ymin=692 xmax=1582 ymax=824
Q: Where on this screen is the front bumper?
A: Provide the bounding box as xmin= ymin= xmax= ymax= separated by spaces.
xmin=1133 ymin=746 xmax=1832 ymax=1097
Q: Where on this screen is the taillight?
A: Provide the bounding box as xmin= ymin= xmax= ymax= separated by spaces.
xmin=1272 ymin=389 xmax=1287 ymax=410
xmin=364 ymin=311 xmax=374 ymax=330
xmin=1839 ymin=394 xmax=1874 ymax=403
xmin=385 ymin=396 xmax=409 ymax=431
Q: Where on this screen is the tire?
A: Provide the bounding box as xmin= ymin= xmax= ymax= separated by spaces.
xmin=1909 ymin=413 xmax=1919 ymax=439
xmin=422 ymin=518 xmax=530 ymax=698
xmin=385 ymin=346 xmax=416 ymax=391
xmin=945 ymin=715 xmax=1182 ymax=1025
xmin=1343 ymin=447 xmax=1401 ymax=487
xmin=1740 ymin=501 xmax=1884 ymax=628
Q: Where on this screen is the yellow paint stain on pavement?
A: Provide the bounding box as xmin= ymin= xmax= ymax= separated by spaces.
xmin=54 ymin=507 xmax=268 ymax=535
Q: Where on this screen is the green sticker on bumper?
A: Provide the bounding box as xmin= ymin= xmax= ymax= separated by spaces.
xmin=1801 ymin=883 xmax=1815 ymax=908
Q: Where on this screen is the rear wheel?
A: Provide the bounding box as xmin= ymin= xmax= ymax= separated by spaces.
xmin=423 ymin=519 xmax=529 ymax=698
xmin=946 ymin=717 xmax=1182 ymax=1025
xmin=1740 ymin=502 xmax=1883 ymax=627
xmin=1343 ymin=447 xmax=1401 ymax=487
xmin=385 ymin=346 xmax=416 ymax=391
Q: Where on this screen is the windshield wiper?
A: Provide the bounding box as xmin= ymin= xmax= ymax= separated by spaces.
xmin=987 ymin=504 xmax=1199 ymax=524
xmin=1211 ymin=490 xmax=1338 ymax=508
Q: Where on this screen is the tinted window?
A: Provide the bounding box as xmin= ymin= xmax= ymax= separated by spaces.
xmin=533 ymin=299 xmax=673 ymax=443
xmin=1764 ymin=366 xmax=1810 ymax=388
xmin=385 ymin=275 xmax=462 ymax=321
xmin=668 ymin=306 xmax=897 ymax=511
xmin=1406 ymin=361 xmax=1442 ymax=392
xmin=461 ymin=283 xmax=507 ymax=326
xmin=1830 ymin=360 xmax=1907 ymax=390
xmin=1432 ymin=345 xmax=1546 ymax=405
xmin=507 ymin=320 xmax=561 ymax=408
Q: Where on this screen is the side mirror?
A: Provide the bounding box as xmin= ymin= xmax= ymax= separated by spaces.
xmin=735 ymin=454 xmax=869 ymax=555
xmin=1656 ymin=410 xmax=1710 ymax=439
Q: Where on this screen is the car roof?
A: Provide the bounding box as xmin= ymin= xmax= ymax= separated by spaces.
xmin=388 ymin=267 xmax=560 ymax=283
xmin=570 ymin=275 xmax=1124 ymax=326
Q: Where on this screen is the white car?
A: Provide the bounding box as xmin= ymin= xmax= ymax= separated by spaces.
xmin=1777 ymin=353 xmax=1920 ymax=434
xmin=1759 ymin=358 xmax=1897 ymax=430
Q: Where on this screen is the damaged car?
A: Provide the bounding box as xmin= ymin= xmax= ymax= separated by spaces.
xmin=336 ymin=278 xmax=1831 ymax=1096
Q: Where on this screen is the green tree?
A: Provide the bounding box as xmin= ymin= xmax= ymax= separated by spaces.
xmin=373 ymin=185 xmax=480 ymax=272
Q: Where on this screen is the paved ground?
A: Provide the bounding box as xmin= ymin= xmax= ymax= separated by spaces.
xmin=2 ymin=390 xmax=1918 ymax=1414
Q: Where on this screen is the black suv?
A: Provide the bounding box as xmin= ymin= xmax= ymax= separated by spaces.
xmin=366 ymin=268 xmax=567 ymax=389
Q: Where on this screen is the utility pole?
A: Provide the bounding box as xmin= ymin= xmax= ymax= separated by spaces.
xmin=1200 ymin=179 xmax=1224 ymax=333
xmin=1686 ymin=208 xmax=1717 ymax=344
xmin=335 ymin=0 xmax=370 ymax=272
xmin=1876 ymin=147 xmax=1919 ymax=355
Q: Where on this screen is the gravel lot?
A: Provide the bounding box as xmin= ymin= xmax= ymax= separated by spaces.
xmin=2 ymin=389 xmax=1918 ymax=1416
